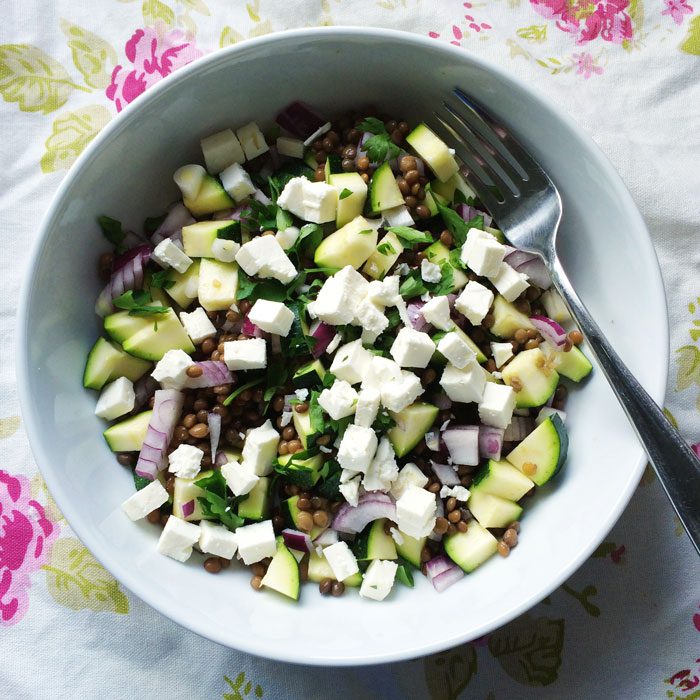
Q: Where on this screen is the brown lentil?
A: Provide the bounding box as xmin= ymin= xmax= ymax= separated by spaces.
xmin=201 ymin=338 xmax=216 ymax=355
xmin=445 ymin=497 xmax=457 ymax=512
xmin=315 ymin=434 xmax=331 ymax=446
xmin=434 ymin=517 xmax=449 ymax=535
xmin=313 ymin=510 xmax=329 ymax=528
xmin=250 ymin=562 xmax=266 ymax=577
xmin=447 ymin=510 xmax=461 ymax=524
xmin=297 ymin=497 xmax=311 ymax=511
xmin=219 ymin=558 xmax=231 ymax=569
xmin=189 ymin=423 xmax=209 ymax=438
xmin=497 ymin=541 xmax=510 ymax=557
xmin=294 ymin=402 xmax=309 ymax=413
xmin=415 ymin=204 xmax=431 ymax=219
xmin=525 ymin=339 xmax=540 ymax=350
xmin=278 ymin=441 xmax=289 ymax=455
xmin=331 ymin=581 xmax=345 ymax=597
xmin=204 ymin=557 xmax=222 ymax=574
xmin=116 ymin=453 xmax=135 ymax=467
xmin=282 ymin=426 xmax=295 ymax=441
xmin=420 ymin=546 xmax=432 ymax=563
xmin=514 ymin=328 xmax=528 ymax=343
xmin=427 ymin=482 xmax=441 ymax=494
xmin=287 ymin=439 xmax=303 ymax=454
xmin=297 ymin=511 xmax=314 ymax=532
xmin=146 ymin=510 xmax=161 ymax=524
xmin=174 ymin=425 xmax=189 ymax=442
xmin=503 ymin=528 xmax=519 ymax=548
xmin=569 ymin=329 xmax=584 ymax=345
xmin=271 ymin=395 xmax=285 ymax=412
xmin=250 ymin=575 xmax=263 ymax=590
xmin=399 ymin=155 xmax=417 ymax=172
xmin=397 ymin=177 xmax=410 ymax=196
xmin=405 ymin=195 xmax=418 ymax=208
xmin=319 ymin=578 xmax=333 ymax=595
xmin=457 ymin=521 xmax=469 ymax=533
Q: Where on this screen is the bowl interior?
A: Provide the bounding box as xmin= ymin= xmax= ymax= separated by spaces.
xmin=18 ymin=28 xmax=667 ymax=665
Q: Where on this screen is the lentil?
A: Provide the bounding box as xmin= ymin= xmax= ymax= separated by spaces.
xmin=497 ymin=541 xmax=510 ymax=557
xmin=569 ymin=329 xmax=584 ymax=345
xmin=116 ymin=453 xmax=135 ymax=467
xmin=503 ymin=528 xmax=519 ymax=548
xmin=297 ymin=511 xmax=314 ymax=532
xmin=319 ymin=578 xmax=333 ymax=595
xmin=331 ymin=581 xmax=345 ymax=597
xmin=250 ymin=575 xmax=263 ymax=590
xmin=204 ymin=557 xmax=222 ymax=574
xmin=447 ymin=510 xmax=461 ymax=524
xmin=189 ymin=423 xmax=209 ymax=438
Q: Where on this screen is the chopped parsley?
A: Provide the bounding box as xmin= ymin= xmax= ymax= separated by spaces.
xmin=435 ymin=200 xmax=470 ymax=246
xmin=195 ymin=470 xmax=245 ymax=531
xmin=215 ymin=221 xmax=241 ymax=241
xmin=98 ymin=215 xmax=125 ymax=251
xmin=386 ymin=226 xmax=434 ymax=249
xmin=113 ymin=290 xmax=169 ymax=316
xmin=236 ymin=270 xmax=288 ymax=302
xmin=399 ymin=261 xmax=454 ymax=299
xmin=357 ymin=117 xmax=401 ymax=163
xmin=339 ymin=188 xmax=353 ymax=200
xmin=143 ymin=213 xmax=166 ymax=236
xmin=377 ymin=242 xmax=397 ymax=256
xmin=150 ymin=270 xmax=175 ymax=290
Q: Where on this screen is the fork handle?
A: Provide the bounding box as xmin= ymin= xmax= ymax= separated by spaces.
xmin=548 ymin=256 xmax=700 ymax=554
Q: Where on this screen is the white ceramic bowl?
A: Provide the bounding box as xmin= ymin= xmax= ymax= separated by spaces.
xmin=17 ymin=27 xmax=667 ymax=666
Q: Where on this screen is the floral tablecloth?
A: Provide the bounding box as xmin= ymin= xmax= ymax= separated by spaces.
xmin=2 ymin=1 xmax=699 ymax=698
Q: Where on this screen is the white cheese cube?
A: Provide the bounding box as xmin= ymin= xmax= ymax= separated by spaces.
xmin=179 ymin=307 xmax=217 ymax=344
xmin=121 ymin=479 xmax=169 ymax=521
xmin=95 ymin=376 xmax=135 ymax=420
xmin=201 ymin=128 xmax=245 ymax=173
xmin=367 ymin=276 xmax=400 ymax=306
xmin=323 ymin=541 xmax=360 ymax=582
xmin=465 ymin=236 xmax=505 ymax=277
xmin=478 ymin=382 xmax=516 ymax=429
xmin=262 ymin=253 xmax=297 ymax=285
xmin=235 ymin=235 xmax=297 ymax=284
xmin=359 ymin=560 xmax=398 ymax=601
xmin=363 ymin=436 xmax=398 ymax=492
xmin=211 ymin=238 xmax=240 ymax=263
xmin=455 ymin=280 xmax=494 ymax=325
xmin=382 ymin=204 xmax=414 ymax=227
xmin=353 ymin=298 xmax=388 ymax=339
xmin=303 ymin=121 xmax=331 ymax=146
xmin=421 ymin=295 xmax=453 ymax=331
xmin=337 ymin=424 xmax=378 ymax=473
xmin=151 ymin=349 xmax=194 ymax=390
xmin=318 ymin=380 xmax=359 ymax=421
xmin=152 ymin=238 xmax=193 ymax=274
xmin=157 ymin=516 xmax=200 ymax=562
xmin=223 ymin=338 xmax=267 ymax=370
xmin=301 ymin=180 xmax=338 ymax=224
xmin=421 ymin=258 xmax=442 ymax=284
xmin=235 ymin=520 xmax=276 ymax=564
xmin=437 ymin=332 xmax=476 ymax=369
xmin=276 ymin=135 xmax=305 ymax=158
xmin=390 ymin=327 xmax=435 ymax=369
xmin=275 ymin=226 xmax=300 ymax=251
xmin=389 ymin=462 xmax=429 ymax=500
xmin=440 ymin=361 xmax=486 ymax=403
xmin=221 ymin=459 xmax=259 ymax=495
xmin=380 ymin=370 xmax=424 ymax=413
xmin=248 ymin=299 xmax=295 ymax=337
xmin=354 ymin=387 xmax=380 ymax=428
xmin=198 ymin=520 xmax=238 ymax=559
xmin=339 ymin=475 xmax=361 ymax=506
xmin=220 ymin=161 xmax=256 ymax=203
xmin=396 ymin=485 xmax=437 ymax=538
xmin=340 ymin=467 xmax=360 ymax=484
xmin=330 ymin=339 xmax=372 ymax=385
xmin=459 ymin=228 xmax=497 ymax=267
xmin=489 ymin=262 xmax=529 ymax=302
xmin=439 ymin=484 xmax=471 ymax=502
xmin=276 ymin=176 xmax=304 ymax=217
xmin=236 ymin=121 xmax=269 ymax=160
xmin=309 ymin=266 xmax=369 ymax=326
xmin=241 ymin=420 xmax=280 ymax=476
xmin=490 ymin=341 xmax=514 ymax=369
xmin=168 ymin=444 xmax=203 ymax=479
xmin=361 ymin=355 xmax=402 ymax=390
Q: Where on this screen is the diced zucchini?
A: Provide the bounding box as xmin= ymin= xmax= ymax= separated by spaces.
xmin=423 ymin=241 xmax=468 ymax=292
xmin=432 ymin=327 xmax=487 ymax=364
xmin=387 ymin=402 xmax=439 ymax=458
xmin=172 ymin=470 xmax=214 ymax=521
xmin=237 ymin=476 xmax=270 ymax=521
xmin=165 ymin=259 xmax=200 ymax=309
xmin=363 ymin=231 xmax=404 ymax=280
xmin=501 ymin=348 xmax=559 ymax=408
xmin=430 ymin=171 xmax=476 ymax=203
xmin=328 ymin=172 xmax=368 ymax=228
xmin=422 ymin=183 xmax=440 ymax=216
xmin=183 ymin=174 xmax=235 ymax=216
xmin=314 ymin=215 xmax=378 ymax=269
xmin=198 ymin=258 xmax=238 ymax=311
xmin=467 ymin=491 xmax=523 ymax=529
xmin=444 ymin=520 xmax=498 ymax=573
xmin=395 ymin=533 xmax=427 ymax=568
xmin=369 ymin=162 xmax=404 ymax=213
xmin=182 ymin=221 xmax=236 ymax=257
xmin=292 ymin=408 xmax=319 ymax=449
xmin=292 ymin=359 xmax=326 ymax=389
xmin=307 ymin=549 xmax=362 ymax=587
xmin=490 ymin=295 xmax=535 ymax=339
xmin=353 ymin=519 xmax=398 ymax=561
xmin=506 ymin=414 xmax=568 ymax=486
xmin=261 ymin=537 xmax=300 ymax=600
xmin=471 ymin=459 xmax=534 ymax=501
xmin=103 ymin=410 xmax=152 ymax=452
xmin=83 ymin=337 xmax=151 ymax=390
xmin=276 ymin=453 xmax=324 ymax=488
xmin=282 ymin=495 xmax=325 ymax=539
xmin=324 ymin=153 xmax=343 ymax=180
xmin=548 ymin=346 xmax=592 ymax=382
xmin=405 ymin=124 xmax=459 ymax=183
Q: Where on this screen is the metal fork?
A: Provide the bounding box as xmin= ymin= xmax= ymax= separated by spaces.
xmin=434 ymin=88 xmax=700 ymax=554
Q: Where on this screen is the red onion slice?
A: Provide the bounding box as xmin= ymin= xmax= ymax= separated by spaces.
xmin=479 ymin=426 xmax=504 ymax=461
xmin=275 ymin=101 xmax=327 ymax=140
xmin=431 ymin=563 xmax=465 ymax=592
xmin=281 ymin=528 xmax=314 ymax=553
xmin=442 ymin=426 xmax=480 ymax=466
xmin=692 ymin=443 xmax=700 ymax=459
xmin=332 ymin=492 xmax=396 ymax=534
xmin=455 ymin=203 xmax=492 ymax=228
xmin=181 ymin=500 xmax=195 ymax=518
xmin=516 ymin=257 xmax=551 ymax=289
xmin=425 ymin=554 xmax=453 ymax=580
xmin=504 ymin=248 xmax=538 ymax=269
xmin=135 ymin=390 xmax=184 ymax=480
xmin=309 ymin=320 xmax=335 ymax=358
xmin=530 ymin=315 xmax=567 ymax=348
xmin=208 ymin=412 xmax=222 ymax=458
xmin=184 ymin=361 xmax=234 ymax=389
xmin=215 ymin=450 xmax=229 ymax=467
xmin=95 ymin=245 xmax=152 ymax=317
xmin=432 ymin=391 xmax=452 ymax=411
xmin=241 ymin=317 xmax=263 ymax=338
xmin=407 ymin=301 xmax=428 ymax=331
xmin=151 ymin=203 xmax=195 ymax=245
xmin=431 ymin=462 xmax=461 ymax=486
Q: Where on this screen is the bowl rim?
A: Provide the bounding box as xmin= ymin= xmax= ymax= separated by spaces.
xmin=16 ymin=25 xmax=669 ymax=666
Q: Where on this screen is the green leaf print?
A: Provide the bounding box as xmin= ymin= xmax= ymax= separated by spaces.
xmin=424 ymin=644 xmax=477 ymax=700
xmin=488 ymin=614 xmax=564 ymax=686
xmin=0 ymin=44 xmax=88 ymax=114
xmin=142 ymin=0 xmax=175 ymax=28
xmin=676 ymin=345 xmax=700 ymax=392
xmin=516 ymin=25 xmax=548 ymax=43
xmin=223 ymin=672 xmax=264 ymax=699
xmin=60 ymin=20 xmax=118 ymax=90
xmin=680 ymin=16 xmax=700 ymax=55
xmin=43 ymin=537 xmax=129 ymax=614
xmin=0 ymin=415 xmax=20 ymax=438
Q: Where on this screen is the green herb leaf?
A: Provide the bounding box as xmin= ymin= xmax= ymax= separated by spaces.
xmin=358 ymin=229 xmax=373 ymax=236
xmin=143 ymin=213 xmax=166 ymax=236
xmin=309 ymin=391 xmax=326 ymax=434
xmin=399 ymin=273 xmax=428 ymax=299
xmin=376 ymin=242 xmax=396 ymax=256
xmin=372 ymin=409 xmax=396 ymax=432
xmin=357 ymin=117 xmax=401 ymax=163
xmin=316 ymin=460 xmax=342 ymax=500
xmin=431 ymin=262 xmax=455 ymax=296
xmin=150 ymin=270 xmax=175 ymax=290
xmin=449 ymin=247 xmax=467 ymax=270
xmin=264 ymin=363 xmax=289 ymax=404
xmin=267 ymin=163 xmax=314 ymax=202
xmin=436 ymin=200 xmax=469 ymax=246
xmin=339 ymin=188 xmax=353 ymax=200
xmin=235 ymin=270 xmax=288 ymax=302
xmin=387 ymin=226 xmax=434 ymax=249
xmin=464 ymin=213 xmax=485 ymax=231
xmin=195 ymin=470 xmax=245 ymax=531
xmin=292 ymin=223 xmax=323 ymax=255
xmin=223 ymin=377 xmax=265 ymax=406
xmin=113 ymin=290 xmax=169 ymax=316
xmin=98 ymin=215 xmax=125 ymax=250
xmin=357 ymin=117 xmax=386 ymax=135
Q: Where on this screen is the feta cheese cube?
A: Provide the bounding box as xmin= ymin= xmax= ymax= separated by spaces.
xmin=339 ymin=475 xmax=361 ymax=506
xmin=95 ymin=376 xmax=135 ymax=420
xmin=396 ymin=485 xmax=437 ymax=538
xmin=275 ymin=226 xmax=300 ymax=251
xmin=223 ymin=338 xmax=267 ymax=370
xmin=455 ymin=280 xmax=494 ymax=325
xmin=157 ymin=516 xmax=201 ymax=562
xmin=201 ymin=129 xmax=245 ymax=173
xmin=437 ymin=332 xmax=476 ymax=369
xmin=121 ymin=479 xmax=169 ymax=521
xmin=241 ymin=420 xmax=280 ymax=476
xmin=390 ymin=327 xmax=435 ymax=369
xmin=179 ymin=307 xmax=217 ymax=344
xmin=382 ymin=203 xmax=414 ymax=227
xmin=277 ymin=177 xmax=338 ymax=224
xmin=308 ymin=266 xmax=369 ymax=326
xmin=390 ymin=462 xmax=428 ymax=500
xmin=221 ymin=459 xmax=259 ymax=496
xmin=294 ymin=388 xmax=309 ymax=402
xmin=340 ymin=467 xmax=360 ymax=484
xmin=235 ymin=520 xmax=277 ymax=564
xmin=363 ymin=437 xmax=398 ymax=492
xmin=440 ymin=361 xmax=486 ymax=403
xmin=318 ymin=380 xmax=359 ymax=420
xmin=323 ymin=541 xmax=360 ymax=582
xmin=359 ymin=560 xmax=398 ymax=601
xmin=151 ymin=349 xmax=194 ymax=390
xmin=276 ymin=135 xmax=305 ymax=159
xmin=459 ymin=228 xmax=497 ymax=267
xmin=489 ymin=262 xmax=529 ymax=302
xmin=421 ymin=258 xmax=442 ymax=284
xmin=152 ymin=238 xmax=193 ymax=274
xmin=361 ymin=355 xmax=402 ymax=390
xmin=330 ymin=339 xmax=372 ymax=385
xmin=353 ymin=298 xmax=388 ymax=338
xmin=337 ymin=424 xmax=378 ymax=473
xmin=248 ymin=299 xmax=295 ymax=337
xmin=354 ymin=387 xmax=380 ymax=428
xmin=367 ymin=276 xmax=400 ymax=306
xmin=439 ymin=484 xmax=471 ymax=502
xmin=235 ymin=236 xmax=296 ymax=284
xmin=380 ymin=370 xmax=424 ymax=412
xmin=220 ymin=161 xmax=257 ymax=203
xmin=478 ymin=382 xmax=516 ymax=429
xmin=465 ymin=236 xmax=505 ymax=277
xmin=198 ymin=520 xmax=238 ymax=559
xmin=236 ymin=121 xmax=269 ymax=160
xmin=168 ymin=444 xmax=204 ymax=479
xmin=325 ymin=333 xmax=342 ymax=355
xmin=211 ymin=238 xmax=240 ymax=263
xmin=490 ymin=341 xmax=514 ymax=369
xmin=421 ymin=295 xmax=453 ymax=331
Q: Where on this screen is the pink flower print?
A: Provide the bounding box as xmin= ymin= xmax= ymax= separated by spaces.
xmin=0 ymin=470 xmax=58 ymax=626
xmin=662 ymin=0 xmax=694 ymax=24
xmin=572 ymin=52 xmax=604 ymax=78
xmin=106 ymin=27 xmax=204 ymax=112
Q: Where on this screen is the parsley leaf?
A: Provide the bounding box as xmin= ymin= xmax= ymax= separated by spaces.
xmin=235 ymin=270 xmax=288 ymax=302
xmin=316 ymin=460 xmax=342 ymax=500
xmin=223 ymin=377 xmax=265 ymax=406
xmin=377 ymin=242 xmax=397 ymax=256
xmin=399 ymin=273 xmax=428 ymax=299
xmin=241 ymin=199 xmax=280 ymax=232
xmin=98 ymin=215 xmax=125 ymax=251
xmin=432 ymin=262 xmax=455 ymax=296
xmin=143 ymin=213 xmax=166 ymax=236
xmin=195 ymin=470 xmax=245 ymax=531
xmin=372 ymin=409 xmax=396 ymax=433
xmin=267 ymin=163 xmax=314 ymax=202
xmin=291 ymin=223 xmax=323 ymax=255
xmin=387 ymin=226 xmax=434 ymax=249
xmin=339 ymin=188 xmax=353 ymax=200
xmin=357 ymin=117 xmax=401 ymax=163
xmin=150 ymin=270 xmax=175 ymax=290
xmin=436 ymin=200 xmax=469 ymax=246
xmin=264 ymin=363 xmax=289 ymax=404
xmin=449 ymin=247 xmax=467 ymax=270
xmin=464 ymin=213 xmax=485 ymax=231
xmin=113 ymin=290 xmax=169 ymax=316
